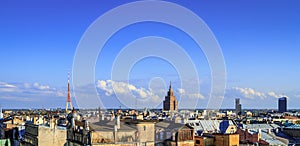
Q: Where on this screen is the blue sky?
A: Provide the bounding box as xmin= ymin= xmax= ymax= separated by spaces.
xmin=0 ymin=0 xmax=300 ymax=109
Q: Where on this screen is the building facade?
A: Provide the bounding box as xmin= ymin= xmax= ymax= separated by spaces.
xmin=163 ymin=82 xmax=178 ymax=111
xmin=278 ymin=97 xmax=287 ymax=113
xmin=194 ymin=133 xmax=239 ymax=146
xmin=66 ymin=111 xmax=155 ymax=146
xmin=23 ymin=123 xmax=66 ymax=146
xmin=155 ymin=121 xmax=194 ymax=146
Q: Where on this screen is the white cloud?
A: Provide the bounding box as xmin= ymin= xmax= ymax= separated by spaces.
xmin=0 ymin=81 xmax=69 ymax=108
xmin=33 ymin=82 xmax=50 ymax=90
xmin=177 ymin=88 xmax=185 ymax=94
xmin=0 ymin=81 xmax=66 ymax=102
xmin=97 ymin=80 xmax=114 ymax=96
xmin=231 ymin=87 xmax=263 ymax=99
xmin=96 ymin=80 xmax=162 ymax=102
xmin=267 ymin=92 xmax=281 ymax=98
xmin=56 ymin=91 xmax=65 ymax=97
xmin=0 ymin=82 xmax=17 ymax=92
xmin=177 ymin=88 xmax=205 ymax=99
xmin=186 ymin=93 xmax=205 ymax=99
xmin=229 ymin=87 xmax=281 ymax=99
xmin=3 ymin=84 xmax=16 ymax=88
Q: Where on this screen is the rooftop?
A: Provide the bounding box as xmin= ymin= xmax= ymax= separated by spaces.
xmin=89 ymin=120 xmax=136 ymax=132
xmin=285 ymin=124 xmax=300 ymax=130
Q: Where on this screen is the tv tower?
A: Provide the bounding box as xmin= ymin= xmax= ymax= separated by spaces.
xmin=66 ymin=72 xmax=73 ymax=113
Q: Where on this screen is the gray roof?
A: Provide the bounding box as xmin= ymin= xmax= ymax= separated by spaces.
xmin=155 ymin=121 xmax=185 ymax=131
xmin=260 ymin=130 xmax=287 ymax=146
xmin=242 ymin=124 xmax=280 ymax=130
xmin=186 ymin=120 xmax=235 ymax=133
xmin=89 ymin=120 xmax=136 ymax=132
xmin=285 ymin=124 xmax=300 ymax=130
xmin=247 ymin=129 xmax=287 ymax=146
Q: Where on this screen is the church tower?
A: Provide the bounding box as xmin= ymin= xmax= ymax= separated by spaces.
xmin=163 ymin=82 xmax=178 ymax=111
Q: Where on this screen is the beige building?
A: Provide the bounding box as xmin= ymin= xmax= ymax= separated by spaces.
xmin=155 ymin=121 xmax=194 ymax=146
xmin=194 ymin=133 xmax=239 ymax=146
xmin=23 ymin=123 xmax=66 ymax=146
xmin=66 ymin=116 xmax=155 ymax=146
xmin=194 ymin=136 xmax=214 ymax=146
xmin=214 ymin=134 xmax=239 ymax=146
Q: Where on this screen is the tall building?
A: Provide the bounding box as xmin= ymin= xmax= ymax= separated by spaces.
xmin=278 ymin=97 xmax=287 ymax=113
xmin=66 ymin=72 xmax=73 ymax=113
xmin=163 ymin=82 xmax=178 ymax=111
xmin=235 ymin=98 xmax=242 ymax=115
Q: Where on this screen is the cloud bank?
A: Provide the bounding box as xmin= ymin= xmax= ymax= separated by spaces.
xmin=0 ymin=81 xmax=65 ymax=108
xmin=228 ymin=87 xmax=282 ymax=99
xmin=0 ymin=80 xmax=297 ymax=109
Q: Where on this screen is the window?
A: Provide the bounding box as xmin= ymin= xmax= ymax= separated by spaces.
xmin=160 ymin=132 xmax=164 ymax=140
xmin=144 ymin=126 xmax=146 ymax=131
xmin=166 ymin=132 xmax=171 ymax=139
xmin=196 ymin=140 xmax=201 ymax=144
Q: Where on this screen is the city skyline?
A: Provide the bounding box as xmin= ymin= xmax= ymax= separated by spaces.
xmin=1 ymin=0 xmax=300 ymax=109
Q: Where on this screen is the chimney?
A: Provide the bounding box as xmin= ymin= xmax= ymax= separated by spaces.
xmin=114 ymin=124 xmax=118 ymax=143
xmin=50 ymin=118 xmax=57 ymax=129
xmin=85 ymin=120 xmax=89 ymax=131
xmin=117 ymin=115 xmax=120 ymax=129
xmin=99 ymin=113 xmax=104 ymax=121
xmin=50 ymin=118 xmax=54 ymax=129
xmin=172 ymin=132 xmax=176 ymax=141
xmin=33 ymin=116 xmax=37 ymax=125
xmin=258 ymin=129 xmax=262 ymax=140
xmin=26 ymin=116 xmax=30 ymax=121
xmin=111 ymin=112 xmax=115 ymax=121
xmin=37 ymin=116 xmax=41 ymax=125
xmin=43 ymin=117 xmax=46 ymax=125
xmin=115 ymin=114 xmax=120 ymax=130
xmin=72 ymin=117 xmax=75 ymax=130
xmin=55 ymin=119 xmax=58 ymax=129
xmin=268 ymin=129 xmax=272 ymax=134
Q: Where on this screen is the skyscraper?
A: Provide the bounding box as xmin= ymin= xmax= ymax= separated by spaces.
xmin=235 ymin=98 xmax=242 ymax=115
xmin=278 ymin=97 xmax=287 ymax=113
xmin=163 ymin=82 xmax=178 ymax=111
